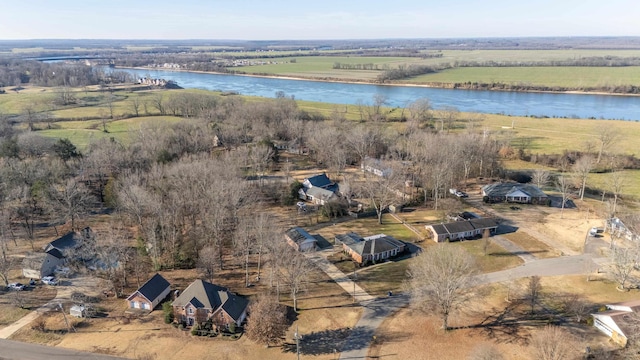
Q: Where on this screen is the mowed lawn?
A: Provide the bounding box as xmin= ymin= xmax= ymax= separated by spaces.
xmin=37 ymin=116 xmax=183 ymax=149
xmin=407 ymin=66 xmax=640 ymax=88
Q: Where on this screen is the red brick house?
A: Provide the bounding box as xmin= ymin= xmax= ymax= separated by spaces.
xmin=336 ymin=232 xmax=405 ymax=265
xmin=126 ymin=273 xmax=171 ymax=311
xmin=172 ymin=279 xmax=249 ymax=328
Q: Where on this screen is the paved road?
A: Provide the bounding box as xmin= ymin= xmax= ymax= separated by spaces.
xmin=0 ymin=339 xmax=127 ymax=360
xmin=0 ymin=275 xmax=103 ymax=339
xmin=332 ymin=251 xmax=609 ymax=359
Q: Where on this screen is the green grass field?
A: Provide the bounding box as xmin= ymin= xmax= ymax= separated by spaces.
xmin=407 ymin=66 xmax=640 ymax=88
xmin=37 ymin=116 xmax=183 ymax=149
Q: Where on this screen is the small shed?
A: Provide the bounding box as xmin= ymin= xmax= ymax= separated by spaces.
xmin=70 ymin=305 xmax=86 ymax=318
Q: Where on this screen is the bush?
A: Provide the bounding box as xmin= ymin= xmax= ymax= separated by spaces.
xmin=162 ymin=302 xmax=174 ymax=324
xmin=228 ymin=322 xmax=236 ymax=334
xmin=190 ymin=324 xmax=199 ymax=336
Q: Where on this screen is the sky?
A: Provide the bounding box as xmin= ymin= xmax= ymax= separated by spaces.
xmin=0 ymin=0 xmax=638 ymax=40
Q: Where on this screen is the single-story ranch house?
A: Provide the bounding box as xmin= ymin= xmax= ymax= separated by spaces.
xmin=592 ymin=300 xmax=640 ymax=346
xmin=336 ymin=232 xmax=405 ymax=265
xmin=172 ymin=279 xmax=249 ymax=329
xmin=482 ymin=183 xmax=548 ymax=204
xmin=426 ymin=218 xmax=499 ymax=243
xmin=126 ymin=273 xmax=171 ymax=311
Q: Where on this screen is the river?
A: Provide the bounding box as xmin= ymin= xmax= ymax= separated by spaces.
xmin=119 ymin=67 xmax=640 ymax=121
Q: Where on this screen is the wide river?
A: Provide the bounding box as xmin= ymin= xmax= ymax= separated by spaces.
xmin=120 ymin=67 xmax=640 ymax=121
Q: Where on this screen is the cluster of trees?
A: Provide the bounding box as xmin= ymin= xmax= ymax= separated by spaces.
xmin=377 ymin=64 xmax=439 ymax=82
xmin=0 ymin=60 xmax=132 ymax=88
xmin=332 ymin=62 xmax=384 ymax=70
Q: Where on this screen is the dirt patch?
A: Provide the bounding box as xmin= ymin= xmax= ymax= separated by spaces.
xmin=502 ymin=232 xmax=562 ymax=259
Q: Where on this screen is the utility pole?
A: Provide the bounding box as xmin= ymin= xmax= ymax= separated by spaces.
xmin=352 ymin=261 xmax=358 ymax=303
xmin=59 ymin=303 xmax=75 ymax=333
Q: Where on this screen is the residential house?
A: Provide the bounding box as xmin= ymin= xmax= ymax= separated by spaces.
xmin=362 ymin=157 xmax=393 ymax=177
xmin=482 ymin=183 xmax=548 ymax=204
xmin=607 ymin=217 xmax=639 ymax=242
xmin=126 ymin=273 xmax=171 ymax=311
xmin=43 ymin=227 xmax=94 ymax=260
xmin=592 ymin=300 xmax=640 ymax=346
xmin=298 ymin=173 xmax=339 ymax=205
xmin=285 ymin=227 xmax=318 ymax=252
xmin=172 ymin=280 xmax=249 ymax=328
xmin=336 ymin=232 xmax=405 ymax=265
xmin=426 ymin=218 xmax=499 ymax=243
xmin=22 ymin=248 xmax=65 ymax=279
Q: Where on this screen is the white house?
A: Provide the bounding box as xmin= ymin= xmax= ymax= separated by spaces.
xmin=592 ymin=299 xmax=640 ymax=346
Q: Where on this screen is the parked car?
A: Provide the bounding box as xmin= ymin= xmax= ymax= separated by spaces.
xmin=8 ymin=283 xmax=25 ymax=291
xmin=455 ymin=191 xmax=468 ymax=198
xmin=41 ymin=276 xmax=58 ymax=286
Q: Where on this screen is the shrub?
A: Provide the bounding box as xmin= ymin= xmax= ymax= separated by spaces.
xmin=228 ymin=322 xmax=236 ymax=334
xmin=162 ymin=302 xmax=174 ymax=324
xmin=190 ymin=324 xmax=199 ymax=336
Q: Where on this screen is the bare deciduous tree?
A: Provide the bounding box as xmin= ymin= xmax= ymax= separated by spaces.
xmin=197 ymin=245 xmax=218 ymax=283
xmin=573 ymin=155 xmax=595 ymax=200
xmin=406 ymin=245 xmax=479 ymax=330
xmin=245 ymin=295 xmax=289 ymax=347
xmin=595 ymin=126 xmax=619 ymax=164
xmin=529 ymin=326 xmax=578 ymax=360
xmin=357 ymin=164 xmax=404 ymax=224
xmin=279 ymin=248 xmax=314 ymax=312
xmin=53 ymin=178 xmax=95 ymax=230
xmin=555 ymin=175 xmax=572 ymax=219
xmin=531 ymin=168 xmax=551 ymax=189
xmin=609 ymin=246 xmax=637 ymax=291
xmin=526 ymin=276 xmax=542 ymax=315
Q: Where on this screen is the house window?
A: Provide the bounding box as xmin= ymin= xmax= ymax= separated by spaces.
xmin=187 ymin=307 xmax=194 ymax=315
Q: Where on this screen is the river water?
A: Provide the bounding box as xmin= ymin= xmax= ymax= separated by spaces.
xmin=119 ymin=67 xmax=640 ymax=121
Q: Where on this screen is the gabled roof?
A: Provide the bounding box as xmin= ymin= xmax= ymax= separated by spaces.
xmin=482 ymin=183 xmax=547 ymax=198
xmin=304 ymin=186 xmax=337 ymax=201
xmin=428 ymin=218 xmax=499 ymax=235
xmin=46 ymin=248 xmax=64 ymax=259
xmin=44 ymin=227 xmax=94 ymax=252
xmin=172 ymin=280 xmax=248 ymax=321
xmin=128 ymin=273 xmax=170 ymax=302
xmin=305 ymin=173 xmax=332 ymax=188
xmin=342 ymin=233 xmax=404 ymax=257
xmin=286 ymin=227 xmax=317 ymax=247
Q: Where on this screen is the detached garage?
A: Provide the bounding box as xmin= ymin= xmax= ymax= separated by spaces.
xmin=126 ymin=273 xmax=171 ymax=311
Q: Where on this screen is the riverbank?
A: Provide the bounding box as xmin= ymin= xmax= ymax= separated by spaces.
xmin=117 ymin=66 xmax=640 ymax=98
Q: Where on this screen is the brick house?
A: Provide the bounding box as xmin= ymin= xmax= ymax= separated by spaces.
xmin=172 ymin=279 xmax=249 ymax=329
xmin=336 ymin=232 xmax=405 ymax=265
xmin=126 ymin=273 xmax=171 ymax=311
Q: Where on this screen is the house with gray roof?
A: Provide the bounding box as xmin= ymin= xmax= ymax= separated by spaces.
xmin=337 ymin=232 xmax=405 ymax=265
xmin=426 ymin=218 xmax=499 ymax=243
xmin=482 ymin=182 xmax=548 ymax=204
xmin=285 ymin=227 xmax=318 ymax=252
xmin=126 ymin=273 xmax=171 ymax=311
xmin=299 ymin=173 xmax=340 ymax=205
xmin=43 ymin=227 xmax=94 ymax=259
xmin=172 ymin=279 xmax=249 ymax=328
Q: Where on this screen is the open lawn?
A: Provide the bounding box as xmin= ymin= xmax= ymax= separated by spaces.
xmin=501 ymin=232 xmax=562 ymax=259
xmin=452 ymin=240 xmax=524 ymax=273
xmin=408 ymin=66 xmax=640 ymax=88
xmin=311 ymin=214 xmax=422 ymax=242
xmin=37 ymin=116 xmax=183 ymax=149
xmin=369 ymin=272 xmax=637 ymax=360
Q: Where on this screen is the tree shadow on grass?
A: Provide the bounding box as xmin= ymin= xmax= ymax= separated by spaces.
xmin=282 ymin=327 xmax=361 ymax=355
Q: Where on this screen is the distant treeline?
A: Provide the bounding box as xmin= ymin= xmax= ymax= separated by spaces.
xmin=429 ymin=81 xmax=640 ymax=95
xmin=0 ymin=60 xmax=132 ymax=87
xmin=450 ymin=56 xmax=640 ymax=67
xmin=376 ymin=64 xmax=441 ymax=82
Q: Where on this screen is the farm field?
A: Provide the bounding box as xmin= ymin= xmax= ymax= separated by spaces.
xmin=407 ymin=66 xmax=640 ymax=88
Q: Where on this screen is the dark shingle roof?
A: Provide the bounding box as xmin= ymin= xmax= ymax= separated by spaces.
xmin=335 ymin=232 xmax=364 ymax=246
xmin=429 ymin=218 xmax=499 ymax=236
xmin=286 ymin=227 xmax=317 ymax=246
xmin=46 ymin=248 xmax=64 ymax=259
xmin=342 ymin=233 xmax=404 ymax=257
xmin=306 ymin=174 xmax=332 ymax=188
xmin=482 ymin=183 xmax=547 ymax=198
xmin=172 ymin=280 xmax=249 ymax=321
xmin=133 ymin=273 xmax=170 ymax=302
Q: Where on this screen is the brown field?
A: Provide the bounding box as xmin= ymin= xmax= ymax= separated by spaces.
xmin=369 ymin=274 xmax=638 ymax=360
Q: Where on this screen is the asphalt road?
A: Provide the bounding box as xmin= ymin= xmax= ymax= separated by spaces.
xmin=0 ymin=339 xmax=127 ymax=360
